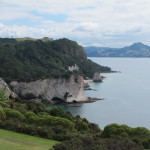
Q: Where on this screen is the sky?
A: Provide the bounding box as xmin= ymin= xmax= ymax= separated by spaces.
xmin=1 ymin=0 xmax=150 ymax=47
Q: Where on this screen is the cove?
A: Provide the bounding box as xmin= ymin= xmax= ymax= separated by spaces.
xmin=53 ymin=58 xmax=150 ymax=129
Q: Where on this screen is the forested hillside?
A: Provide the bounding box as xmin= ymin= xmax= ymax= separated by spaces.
xmin=0 ymin=38 xmax=111 ymax=82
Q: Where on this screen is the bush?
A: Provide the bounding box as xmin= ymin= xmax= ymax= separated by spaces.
xmin=141 ymin=138 xmax=150 ymax=149
xmin=0 ymin=89 xmax=8 ymax=102
xmin=26 ymin=101 xmax=46 ymax=113
xmin=39 ymin=115 xmax=74 ymax=130
xmin=52 ymin=136 xmax=143 ymax=150
xmin=88 ymin=122 xmax=101 ymax=133
xmin=25 ymin=111 xmax=39 ymax=123
xmin=49 ymin=107 xmax=66 ymax=118
xmin=102 ymin=124 xmax=129 ymax=138
xmin=4 ymin=108 xmax=25 ymax=120
xmin=0 ymin=89 xmax=8 ymax=117
xmin=75 ymin=120 xmax=88 ymax=131
xmin=133 ymin=127 xmax=150 ymax=136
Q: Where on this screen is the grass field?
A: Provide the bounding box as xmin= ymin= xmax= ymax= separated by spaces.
xmin=0 ymin=129 xmax=58 ymax=150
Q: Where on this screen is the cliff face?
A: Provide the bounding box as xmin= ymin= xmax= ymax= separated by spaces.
xmin=9 ymin=75 xmax=88 ymax=103
xmin=0 ymin=78 xmax=17 ymax=99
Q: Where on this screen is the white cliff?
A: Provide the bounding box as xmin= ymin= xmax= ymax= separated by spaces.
xmin=10 ymin=75 xmax=88 ymax=103
xmin=0 ymin=78 xmax=17 ymax=99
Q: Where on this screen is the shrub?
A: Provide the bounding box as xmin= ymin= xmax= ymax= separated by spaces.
xmin=49 ymin=107 xmax=66 ymax=118
xmin=0 ymin=89 xmax=8 ymax=117
xmin=102 ymin=124 xmax=129 ymax=138
xmin=26 ymin=101 xmax=46 ymax=113
xmin=0 ymin=88 xmax=8 ymax=102
xmin=88 ymin=122 xmax=101 ymax=133
xmin=75 ymin=120 xmax=88 ymax=131
xmin=25 ymin=111 xmax=39 ymax=123
xmin=141 ymin=138 xmax=150 ymax=149
xmin=39 ymin=115 xmax=74 ymax=130
xmin=4 ymin=108 xmax=25 ymax=120
xmin=133 ymin=127 xmax=150 ymax=137
xmin=52 ymin=136 xmax=143 ymax=150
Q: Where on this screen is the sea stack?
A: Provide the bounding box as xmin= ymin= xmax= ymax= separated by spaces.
xmin=93 ymin=72 xmax=102 ymax=82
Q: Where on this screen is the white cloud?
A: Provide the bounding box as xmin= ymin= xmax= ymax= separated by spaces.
xmin=1 ymin=0 xmax=150 ymax=47
xmin=0 ymin=23 xmax=5 ymax=28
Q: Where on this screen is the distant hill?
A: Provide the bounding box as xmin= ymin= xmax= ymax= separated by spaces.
xmin=85 ymin=42 xmax=150 ymax=57
xmin=15 ymin=37 xmax=53 ymax=42
xmin=0 ymin=38 xmax=111 ymax=82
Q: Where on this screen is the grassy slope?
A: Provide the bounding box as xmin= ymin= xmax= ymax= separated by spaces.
xmin=0 ymin=129 xmax=58 ymax=150
xmin=15 ymin=37 xmax=37 ymax=41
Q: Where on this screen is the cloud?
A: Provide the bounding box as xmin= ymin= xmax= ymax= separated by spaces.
xmin=1 ymin=0 xmax=150 ymax=47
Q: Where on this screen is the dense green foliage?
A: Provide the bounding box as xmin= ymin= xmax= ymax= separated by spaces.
xmin=0 ymin=38 xmax=111 ymax=82
xmin=0 ymin=100 xmax=102 ymax=141
xmin=102 ymin=124 xmax=150 ymax=149
xmin=53 ymin=122 xmax=150 ymax=150
xmin=0 ymin=89 xmax=8 ymax=102
xmin=0 ymin=99 xmax=150 ymax=150
xmin=53 ymin=136 xmax=143 ymax=150
xmin=0 ymin=89 xmax=8 ymax=117
xmin=0 ymin=90 xmax=148 ymax=150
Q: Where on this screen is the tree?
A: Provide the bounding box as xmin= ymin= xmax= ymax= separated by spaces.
xmin=0 ymin=89 xmax=8 ymax=117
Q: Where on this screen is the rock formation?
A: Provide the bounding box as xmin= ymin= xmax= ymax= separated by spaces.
xmin=10 ymin=75 xmax=88 ymax=103
xmin=93 ymin=72 xmax=102 ymax=82
xmin=84 ymin=82 xmax=90 ymax=89
xmin=0 ymin=78 xmax=17 ymax=99
xmin=68 ymin=64 xmax=79 ymax=72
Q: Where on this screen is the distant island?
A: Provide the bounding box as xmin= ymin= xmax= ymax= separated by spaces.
xmin=85 ymin=42 xmax=150 ymax=57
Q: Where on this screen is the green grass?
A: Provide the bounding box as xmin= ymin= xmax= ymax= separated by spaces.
xmin=0 ymin=129 xmax=58 ymax=150
xmin=15 ymin=37 xmax=37 ymax=41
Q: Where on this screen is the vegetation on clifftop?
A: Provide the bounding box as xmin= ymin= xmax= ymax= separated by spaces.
xmin=0 ymin=38 xmax=111 ymax=82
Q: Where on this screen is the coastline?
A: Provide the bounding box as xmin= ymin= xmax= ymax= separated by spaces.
xmin=83 ymin=79 xmax=93 ymax=83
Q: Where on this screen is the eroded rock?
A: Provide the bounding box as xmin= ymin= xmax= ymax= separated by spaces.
xmin=0 ymin=78 xmax=18 ymax=99
xmin=10 ymin=75 xmax=88 ymax=103
xmin=93 ymin=72 xmax=102 ymax=82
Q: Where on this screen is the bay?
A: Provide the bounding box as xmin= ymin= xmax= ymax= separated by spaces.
xmin=54 ymin=58 xmax=150 ymax=129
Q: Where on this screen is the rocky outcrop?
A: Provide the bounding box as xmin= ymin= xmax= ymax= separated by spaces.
xmin=0 ymin=78 xmax=18 ymax=99
xmin=10 ymin=75 xmax=88 ymax=103
xmin=93 ymin=72 xmax=102 ymax=82
xmin=68 ymin=64 xmax=79 ymax=72
xmin=84 ymin=82 xmax=90 ymax=89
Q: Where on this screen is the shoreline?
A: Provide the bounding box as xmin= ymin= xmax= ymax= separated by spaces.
xmin=49 ymin=97 xmax=105 ymax=107
xmin=83 ymin=79 xmax=93 ymax=83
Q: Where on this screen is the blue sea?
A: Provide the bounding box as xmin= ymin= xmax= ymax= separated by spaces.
xmin=54 ymin=58 xmax=150 ymax=129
